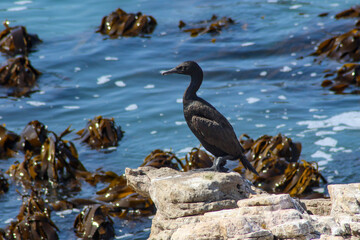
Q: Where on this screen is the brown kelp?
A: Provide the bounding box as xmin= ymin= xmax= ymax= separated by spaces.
xmin=322 ymin=63 xmax=360 ymax=94
xmin=7 ymin=126 xmax=86 ymax=190
xmin=179 ymin=15 xmax=234 ymax=37
xmin=97 ymin=8 xmax=157 ymax=38
xmin=182 ymin=147 xmax=214 ymax=171
xmin=0 ymin=124 xmax=19 ymax=158
xmin=312 ymin=28 xmax=360 ymax=62
xmin=18 ymin=120 xmax=48 ymax=154
xmin=234 ymin=134 xmax=326 ymax=198
xmin=141 ymin=149 xmax=184 ymax=170
xmin=0 ymin=21 xmax=41 ymax=56
xmin=335 ymin=5 xmax=360 ymax=19
xmin=0 ymin=172 xmax=9 ymax=194
xmin=0 ymin=56 xmax=41 ymax=97
xmin=88 ymin=170 xmax=155 ymax=218
xmin=4 ymin=191 xmax=59 ymax=240
xmin=74 ymin=204 xmax=114 ymax=240
xmin=76 ymin=116 xmax=124 ymax=150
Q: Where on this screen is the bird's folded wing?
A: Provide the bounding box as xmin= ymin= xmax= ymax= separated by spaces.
xmin=191 ymin=115 xmax=240 ymax=154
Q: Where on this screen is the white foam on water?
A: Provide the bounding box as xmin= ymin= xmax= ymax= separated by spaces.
xmin=315 ymin=137 xmax=337 ymax=147
xmin=176 ymin=98 xmax=183 ymax=103
xmin=15 ymin=0 xmax=32 ymax=4
xmin=150 ymin=130 xmax=157 ymax=135
xmin=280 ymin=66 xmax=292 ymax=72
xmin=255 ymin=124 xmax=266 ymax=128
xmin=278 ymin=95 xmax=287 ymax=100
xmin=329 ymin=147 xmax=345 ymax=152
xmin=298 ymin=111 xmax=360 ymax=130
xmin=115 ymin=81 xmax=126 ymax=87
xmin=315 ymin=131 xmax=335 ymax=136
xmin=63 ymin=106 xmax=80 ymax=109
xmin=246 ymin=97 xmax=260 ymax=104
xmin=177 ymin=147 xmax=193 ymax=154
xmin=105 ymin=56 xmax=118 ymax=61
xmin=97 ymin=75 xmax=112 ymax=85
xmin=7 ymin=6 xmax=27 ymax=11
xmin=144 ymin=84 xmax=155 ymax=89
xmin=290 ymin=4 xmax=302 ymax=9
xmin=175 ymin=121 xmax=186 ymax=126
xmin=260 ymin=71 xmax=267 ymax=77
xmin=125 ymin=104 xmax=138 ymax=111
xmin=115 ymin=233 xmax=134 ymax=239
xmin=241 ymin=42 xmax=255 ymax=47
xmin=311 ymin=150 xmax=333 ymax=161
xmin=4 ymin=218 xmax=14 ymax=224
xmin=26 ymin=101 xmax=46 ymax=107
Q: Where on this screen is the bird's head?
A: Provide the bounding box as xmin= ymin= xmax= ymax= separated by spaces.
xmin=161 ymin=61 xmax=201 ymax=76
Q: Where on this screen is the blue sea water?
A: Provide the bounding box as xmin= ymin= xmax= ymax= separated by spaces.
xmin=0 ymin=0 xmax=360 ymax=239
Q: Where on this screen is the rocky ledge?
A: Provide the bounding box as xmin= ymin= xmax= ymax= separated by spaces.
xmin=125 ymin=167 xmax=360 ymax=240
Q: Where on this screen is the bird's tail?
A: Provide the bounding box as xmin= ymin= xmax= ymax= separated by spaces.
xmin=239 ymin=154 xmax=259 ymax=176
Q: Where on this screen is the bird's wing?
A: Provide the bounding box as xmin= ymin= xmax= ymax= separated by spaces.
xmin=190 ymin=113 xmax=241 ymax=156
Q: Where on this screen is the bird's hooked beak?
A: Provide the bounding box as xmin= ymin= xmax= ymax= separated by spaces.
xmin=161 ymin=67 xmax=178 ymax=75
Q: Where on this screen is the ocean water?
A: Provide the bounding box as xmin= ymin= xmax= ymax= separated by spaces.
xmin=1 ymin=0 xmax=360 ymax=239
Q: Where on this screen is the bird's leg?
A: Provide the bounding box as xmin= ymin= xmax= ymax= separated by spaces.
xmin=190 ymin=155 xmax=232 ymax=172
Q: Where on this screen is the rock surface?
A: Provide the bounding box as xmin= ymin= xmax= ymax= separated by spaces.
xmin=125 ymin=167 xmax=360 ymax=240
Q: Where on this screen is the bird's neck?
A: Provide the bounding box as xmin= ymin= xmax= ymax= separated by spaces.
xmin=184 ymin=70 xmax=203 ymax=101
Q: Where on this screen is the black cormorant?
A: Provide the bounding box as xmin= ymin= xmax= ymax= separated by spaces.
xmin=162 ymin=61 xmax=258 ymax=174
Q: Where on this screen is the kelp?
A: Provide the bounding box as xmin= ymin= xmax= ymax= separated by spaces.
xmin=0 ymin=124 xmax=19 ymax=158
xmin=7 ymin=126 xmax=86 ymax=190
xmin=179 ymin=14 xmax=234 ymax=37
xmin=18 ymin=120 xmax=48 ymax=154
xmin=141 ymin=149 xmax=184 ymax=170
xmin=182 ymin=147 xmax=214 ymax=171
xmin=74 ymin=204 xmax=114 ymax=240
xmin=76 ymin=116 xmax=124 ymax=150
xmin=312 ymin=28 xmax=360 ymax=62
xmin=0 ymin=56 xmax=41 ymax=97
xmin=335 ymin=5 xmax=360 ymax=19
xmin=234 ymin=134 xmax=326 ymax=198
xmin=0 ymin=21 xmax=41 ymax=56
xmin=321 ymin=63 xmax=360 ymax=94
xmin=4 ymin=191 xmax=59 ymax=240
xmin=0 ymin=172 xmax=9 ymax=194
xmin=89 ymin=170 xmax=155 ymax=218
xmin=97 ymin=8 xmax=157 ymax=38
xmin=141 ymin=148 xmax=214 ymax=172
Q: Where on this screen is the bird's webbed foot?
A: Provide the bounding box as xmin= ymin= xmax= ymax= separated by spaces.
xmin=189 ymin=156 xmax=230 ymax=173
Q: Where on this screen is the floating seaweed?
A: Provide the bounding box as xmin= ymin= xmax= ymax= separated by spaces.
xmin=90 ymin=170 xmax=155 ymax=218
xmin=335 ymin=5 xmax=360 ymax=19
xmin=76 ymin=116 xmax=124 ymax=150
xmin=0 ymin=21 xmax=41 ymax=56
xmin=141 ymin=149 xmax=184 ymax=170
xmin=74 ymin=204 xmax=114 ymax=240
xmin=18 ymin=120 xmax=48 ymax=154
xmin=312 ymin=28 xmax=360 ymax=62
xmin=234 ymin=134 xmax=326 ymax=198
xmin=4 ymin=191 xmax=59 ymax=239
xmin=179 ymin=14 xmax=234 ymax=37
xmin=321 ymin=63 xmax=360 ymax=94
xmin=182 ymin=147 xmax=213 ymax=171
xmin=0 ymin=56 xmax=41 ymax=97
xmin=50 ymin=198 xmax=99 ymax=212
xmin=142 ymin=147 xmax=213 ymax=172
xmin=7 ymin=126 xmax=86 ymax=190
xmin=0 ymin=124 xmax=20 ymax=158
xmin=97 ymin=8 xmax=157 ymax=38
xmin=0 ymin=172 xmax=9 ymax=194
